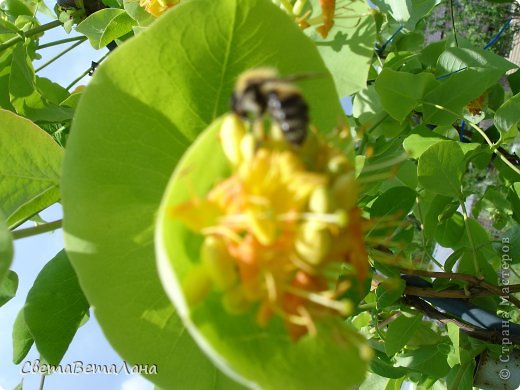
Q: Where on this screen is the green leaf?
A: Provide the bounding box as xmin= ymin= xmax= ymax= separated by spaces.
xmin=35 ymin=77 xmax=70 ymax=105
xmin=369 ymin=186 xmax=416 ymax=238
xmin=76 ymin=9 xmax=137 ymax=49
xmin=123 ymin=0 xmax=155 ymax=26
xmin=0 ymin=270 xmax=18 ymax=307
xmin=62 ymin=0 xmax=344 ymax=387
xmin=446 ymin=361 xmax=475 ymax=390
xmin=385 ymin=314 xmax=421 ymax=356
xmin=494 ymin=92 xmax=520 ymax=143
xmin=375 ymin=69 xmax=437 ymax=122
xmin=446 ymin=322 xmax=460 ymax=367
xmin=0 ymin=109 xmax=62 ymax=228
xmin=0 ymin=211 xmax=13 ymax=283
xmin=370 ymin=353 xmax=408 ymax=379
xmin=12 ymin=309 xmax=34 ymax=364
xmin=372 ymin=0 xmax=441 ymax=30
xmin=306 ymin=0 xmax=376 ymax=97
xmin=376 ymin=278 xmax=405 ymax=309
xmin=436 ymin=47 xmax=516 ymax=76
xmin=395 ymin=344 xmax=451 ymax=378
xmin=434 ymin=212 xmax=464 ymax=248
xmin=417 ymin=141 xmax=464 ymax=198
xmin=24 ymin=250 xmax=89 ymax=366
xmin=0 ymin=0 xmax=35 ymax=19
xmin=9 ymin=45 xmax=73 ymax=122
xmin=507 ymin=69 xmax=520 ymax=95
xmin=156 ymin=120 xmax=368 ymax=389
xmin=422 ymin=68 xmax=505 ymax=125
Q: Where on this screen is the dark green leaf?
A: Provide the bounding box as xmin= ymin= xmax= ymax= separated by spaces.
xmin=24 ymin=250 xmax=89 ymax=365
xmin=0 ymin=109 xmax=62 ymax=228
xmin=76 ymin=9 xmax=137 ymax=49
xmin=385 ymin=314 xmax=421 ymax=356
xmin=375 ymin=69 xmax=438 ymax=122
xmin=417 ymin=141 xmax=464 ymax=198
xmin=395 ymin=344 xmax=451 ymax=378
xmin=494 ymin=92 xmax=520 ymax=143
xmin=370 ymin=353 xmax=408 ymax=379
xmin=434 ymin=212 xmax=464 ymax=248
xmin=376 ymin=278 xmax=405 ymax=309
xmin=0 ymin=270 xmax=18 ymax=307
xmin=12 ymin=309 xmax=34 ymax=364
xmin=507 ymin=68 xmax=520 ymax=95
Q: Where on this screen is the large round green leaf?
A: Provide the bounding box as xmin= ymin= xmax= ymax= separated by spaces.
xmin=156 ymin=120 xmax=369 ymax=389
xmin=61 ymin=0 xmax=343 ymax=387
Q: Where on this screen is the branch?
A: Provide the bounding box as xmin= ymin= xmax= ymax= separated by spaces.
xmin=403 ymin=295 xmax=520 ymax=344
xmin=404 ymin=284 xmax=520 ymax=299
xmin=400 ymin=268 xmax=520 ymax=309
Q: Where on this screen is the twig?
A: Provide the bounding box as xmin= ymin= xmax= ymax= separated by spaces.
xmin=404 ymin=284 xmax=520 ymax=299
xmin=36 ymin=36 xmax=86 ymax=50
xmin=35 ymin=38 xmax=86 ymax=72
xmin=403 ymin=295 xmax=520 ymax=344
xmin=0 ymin=20 xmax=62 ymax=52
xmin=12 ymin=219 xmax=63 ymax=239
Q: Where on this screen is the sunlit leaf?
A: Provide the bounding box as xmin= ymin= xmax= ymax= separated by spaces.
xmin=306 ymin=0 xmax=376 ymax=97
xmin=0 ymin=109 xmax=62 ymax=228
xmin=0 ymin=211 xmax=13 ymax=283
xmin=62 ymin=0 xmax=344 ymax=387
xmin=76 ymin=9 xmax=137 ymax=49
xmin=417 ymin=141 xmax=464 ymax=198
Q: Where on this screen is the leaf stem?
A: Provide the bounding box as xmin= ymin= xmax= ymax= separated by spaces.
xmin=35 ymin=38 xmax=86 ymax=72
xmin=0 ymin=20 xmax=62 ymax=52
xmin=459 ymin=200 xmax=480 ymax=275
xmin=12 ymin=219 xmax=63 ymax=239
xmin=36 ymin=36 xmax=86 ymax=50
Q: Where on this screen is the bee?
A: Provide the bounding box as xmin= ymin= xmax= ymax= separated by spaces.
xmin=230 ymin=68 xmax=310 ymax=146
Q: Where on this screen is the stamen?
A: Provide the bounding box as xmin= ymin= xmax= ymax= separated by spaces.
xmin=285 ymin=286 xmax=352 ymax=315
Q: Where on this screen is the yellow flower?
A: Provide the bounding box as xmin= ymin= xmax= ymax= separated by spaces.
xmin=172 ymin=114 xmax=368 ymax=340
xmin=140 ymin=0 xmax=179 ymax=17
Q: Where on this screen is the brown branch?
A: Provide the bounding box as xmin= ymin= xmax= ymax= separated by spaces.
xmin=403 ymin=296 xmax=520 ymax=344
xmin=400 ymin=268 xmax=520 ymax=309
xmin=404 ymin=284 xmax=520 ymax=299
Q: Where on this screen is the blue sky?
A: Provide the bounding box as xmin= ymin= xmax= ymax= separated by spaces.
xmin=0 ymin=5 xmax=153 ymax=390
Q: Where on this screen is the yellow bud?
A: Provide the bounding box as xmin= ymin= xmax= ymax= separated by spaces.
xmin=332 ymin=173 xmax=358 ymax=210
xmin=222 ymin=285 xmax=252 ymax=315
xmin=220 ymin=114 xmax=246 ymax=166
xmin=247 ymin=209 xmax=277 ymax=246
xmin=201 ymin=236 xmax=237 ymax=291
xmin=309 ymin=185 xmax=334 ymax=213
xmin=327 ymin=155 xmax=349 ymax=176
xmin=182 ymin=264 xmax=212 ymax=308
xmin=295 ymin=222 xmax=331 ymax=265
xmin=240 ymin=133 xmax=256 ymax=162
